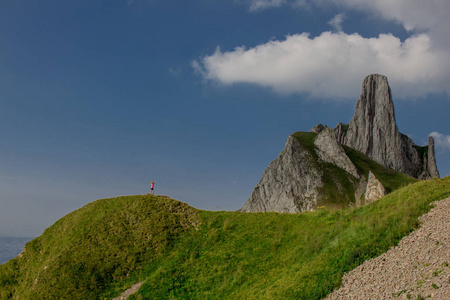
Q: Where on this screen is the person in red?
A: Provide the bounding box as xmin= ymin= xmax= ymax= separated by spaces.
xmin=150 ymin=181 xmax=155 ymax=195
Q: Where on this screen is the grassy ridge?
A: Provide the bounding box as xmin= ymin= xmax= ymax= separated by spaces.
xmin=132 ymin=177 xmax=449 ymax=299
xmin=2 ymin=177 xmax=448 ymax=299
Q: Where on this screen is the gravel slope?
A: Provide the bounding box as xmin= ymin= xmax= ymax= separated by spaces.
xmin=326 ymin=197 xmax=450 ymax=299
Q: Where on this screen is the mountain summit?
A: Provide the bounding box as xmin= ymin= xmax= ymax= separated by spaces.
xmin=241 ymin=74 xmax=439 ymax=213
xmin=343 ymin=74 xmax=439 ymax=179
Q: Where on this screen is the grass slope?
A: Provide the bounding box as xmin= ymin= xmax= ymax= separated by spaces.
xmin=1 ymin=177 xmax=449 ymax=299
xmin=0 ymin=195 xmax=199 ymax=299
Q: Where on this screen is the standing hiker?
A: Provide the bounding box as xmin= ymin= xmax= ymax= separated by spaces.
xmin=150 ymin=181 xmax=155 ymax=195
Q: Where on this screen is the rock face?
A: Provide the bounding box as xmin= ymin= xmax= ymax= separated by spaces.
xmin=343 ymin=74 xmax=439 ymax=180
xmin=364 ymin=171 xmax=387 ymax=205
xmin=314 ymin=127 xmax=360 ymax=179
xmin=240 ymin=136 xmax=323 ymax=213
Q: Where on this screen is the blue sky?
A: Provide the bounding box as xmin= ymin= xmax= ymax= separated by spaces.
xmin=1 ymin=0 xmax=449 ymax=237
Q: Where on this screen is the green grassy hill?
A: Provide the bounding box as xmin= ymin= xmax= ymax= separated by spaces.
xmin=1 ymin=177 xmax=449 ymax=299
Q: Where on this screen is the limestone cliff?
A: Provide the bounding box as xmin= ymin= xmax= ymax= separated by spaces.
xmin=342 ymin=74 xmax=439 ymax=179
xmin=240 ymin=136 xmax=322 ymax=213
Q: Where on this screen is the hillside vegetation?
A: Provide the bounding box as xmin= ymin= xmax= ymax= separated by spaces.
xmin=1 ymin=177 xmax=449 ymax=299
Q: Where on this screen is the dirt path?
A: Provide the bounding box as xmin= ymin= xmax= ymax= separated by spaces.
xmin=112 ymin=281 xmax=144 ymax=300
xmin=326 ymin=197 xmax=450 ymax=299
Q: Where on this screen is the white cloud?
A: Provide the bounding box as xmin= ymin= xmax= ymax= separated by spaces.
xmin=194 ymin=32 xmax=449 ymax=99
xmin=254 ymin=0 xmax=450 ymax=46
xmin=203 ymin=0 xmax=450 ymax=99
xmin=249 ymin=0 xmax=450 ymax=30
xmin=430 ymin=132 xmax=450 ymax=151
xmin=328 ymin=13 xmax=345 ymax=32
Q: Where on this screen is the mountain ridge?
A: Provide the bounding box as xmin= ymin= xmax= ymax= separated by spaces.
xmin=241 ymin=74 xmax=439 ymax=213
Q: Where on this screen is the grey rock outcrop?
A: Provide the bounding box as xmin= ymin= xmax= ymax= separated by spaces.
xmin=314 ymin=127 xmax=360 ymax=179
xmin=310 ymin=123 xmax=325 ymax=133
xmin=427 ymin=136 xmax=440 ymax=179
xmin=240 ymin=136 xmax=323 ymax=213
xmin=343 ymin=74 xmax=439 ymax=179
xmin=334 ymin=122 xmax=347 ymax=144
xmin=364 ymin=171 xmax=387 ymax=205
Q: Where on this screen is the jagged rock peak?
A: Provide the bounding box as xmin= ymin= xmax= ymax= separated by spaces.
xmin=427 ymin=136 xmax=440 ymax=178
xmin=343 ymin=74 xmax=439 ymax=179
xmin=344 ymin=74 xmax=398 ymax=169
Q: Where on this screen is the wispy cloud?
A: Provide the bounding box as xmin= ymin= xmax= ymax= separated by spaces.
xmin=168 ymin=67 xmax=182 ymax=77
xmin=246 ymin=0 xmax=309 ymax=11
xmin=248 ymin=0 xmax=287 ymax=12
xmin=328 ymin=13 xmax=345 ymax=32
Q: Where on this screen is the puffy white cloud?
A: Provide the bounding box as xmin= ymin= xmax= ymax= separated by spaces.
xmin=204 ymin=0 xmax=450 ymax=99
xmin=430 ymin=132 xmax=450 ymax=151
xmin=194 ymin=31 xmax=449 ymax=99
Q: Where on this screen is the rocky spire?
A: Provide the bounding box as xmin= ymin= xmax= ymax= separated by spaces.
xmin=343 ymin=74 xmax=439 ymax=179
xmin=427 ymin=136 xmax=440 ymax=178
xmin=344 ymin=74 xmax=402 ymax=171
